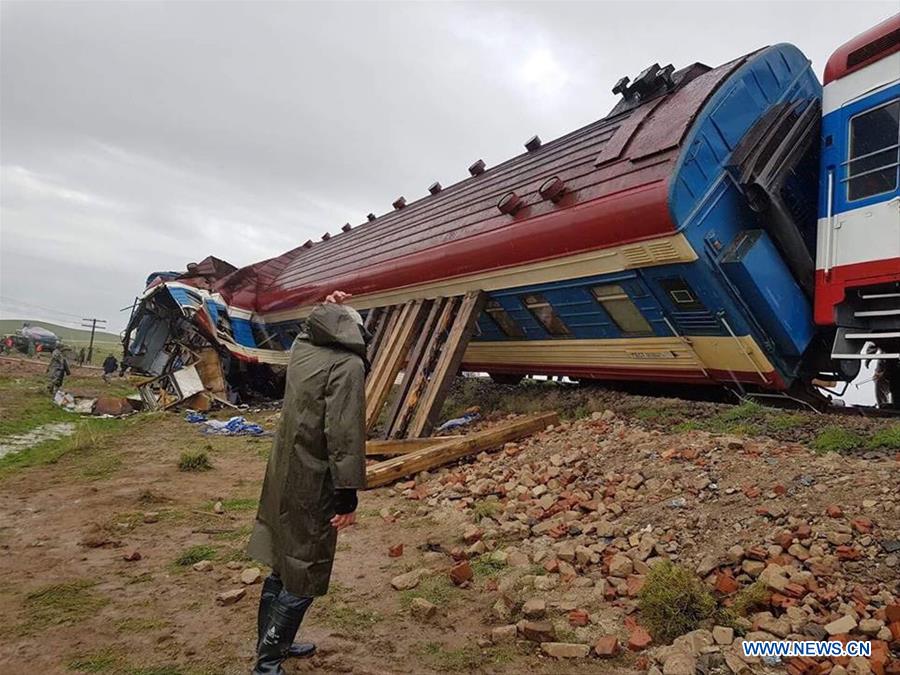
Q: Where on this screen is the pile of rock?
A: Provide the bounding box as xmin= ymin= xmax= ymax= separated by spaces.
xmin=382 ymin=409 xmax=899 ymax=672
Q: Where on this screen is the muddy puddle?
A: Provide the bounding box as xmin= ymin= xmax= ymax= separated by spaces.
xmin=0 ymin=422 xmax=76 ymax=459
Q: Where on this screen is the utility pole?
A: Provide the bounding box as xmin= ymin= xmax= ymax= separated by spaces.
xmin=81 ymin=317 xmax=107 ymax=364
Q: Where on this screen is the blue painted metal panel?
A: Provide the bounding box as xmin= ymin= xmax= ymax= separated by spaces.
xmin=475 ymin=272 xmax=671 ymax=342
xmin=665 ymin=43 xmax=822 ymax=383
xmin=720 ymin=230 xmax=814 ymax=356
xmin=820 ymin=84 xmax=900 ymax=217
xmin=230 ymin=318 xmax=257 ymax=348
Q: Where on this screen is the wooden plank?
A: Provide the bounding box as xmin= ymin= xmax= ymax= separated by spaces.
xmin=407 ymin=291 xmax=486 ymax=438
xmin=365 ymin=412 xmax=558 ymax=488
xmin=364 ymin=300 xmax=428 ymax=431
xmin=366 ymin=305 xmax=394 ymax=365
xmin=364 ymin=303 xmax=411 ymax=423
xmin=365 ymin=304 xmax=404 ymax=394
xmin=387 ymin=296 xmax=460 ymax=438
xmin=382 ymin=298 xmax=444 ymax=438
xmin=365 ymin=436 xmax=462 ymax=457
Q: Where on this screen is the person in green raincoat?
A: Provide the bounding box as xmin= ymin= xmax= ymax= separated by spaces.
xmin=247 ymin=296 xmax=367 ymax=675
xmin=47 ymin=348 xmax=70 ymax=393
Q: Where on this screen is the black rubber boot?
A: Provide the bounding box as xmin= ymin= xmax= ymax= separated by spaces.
xmin=252 ymin=598 xmax=307 ymax=675
xmin=256 ymin=578 xmax=316 ymax=661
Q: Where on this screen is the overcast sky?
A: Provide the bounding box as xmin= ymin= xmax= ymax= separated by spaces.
xmin=1 ymin=0 xmax=896 ymax=335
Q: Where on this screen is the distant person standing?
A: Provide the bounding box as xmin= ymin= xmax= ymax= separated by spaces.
xmin=102 ymin=354 xmax=119 ymax=383
xmin=47 ymin=348 xmax=70 ymax=393
xmin=77 ymin=347 xmax=86 ymax=365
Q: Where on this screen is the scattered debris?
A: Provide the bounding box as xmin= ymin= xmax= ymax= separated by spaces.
xmin=239 ymin=567 xmax=262 ymax=585
xmin=215 ymin=588 xmax=246 ymax=606
xmin=197 ymin=416 xmax=265 ymax=436
xmin=365 ymin=412 xmax=558 ymax=488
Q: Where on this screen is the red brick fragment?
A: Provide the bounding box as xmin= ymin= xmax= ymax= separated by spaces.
xmin=774 ymin=531 xmax=794 ymax=548
xmin=851 ymin=517 xmax=873 ymax=533
xmin=568 ymin=609 xmax=590 ymax=627
xmin=794 ymin=523 xmax=812 ymax=538
xmin=449 ymin=560 xmax=473 ymax=586
xmin=835 ymin=545 xmax=862 ymax=561
xmin=745 ymin=546 xmax=768 ymax=561
xmin=594 ymin=635 xmax=620 ymax=658
xmin=887 ymin=604 xmax=900 ymax=622
xmin=826 ymin=504 xmax=843 ymax=517
xmin=715 ymin=571 xmax=739 ymax=595
xmin=388 ymin=544 xmax=403 ymax=558
xmin=890 ymin=620 xmax=900 ymax=641
xmin=627 ymin=626 xmax=652 ymax=651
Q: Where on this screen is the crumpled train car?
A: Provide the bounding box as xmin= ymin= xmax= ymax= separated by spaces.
xmin=128 ymin=43 xmax=832 ymax=397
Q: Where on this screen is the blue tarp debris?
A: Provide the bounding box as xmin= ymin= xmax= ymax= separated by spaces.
xmin=185 ymin=412 xmax=266 ymax=436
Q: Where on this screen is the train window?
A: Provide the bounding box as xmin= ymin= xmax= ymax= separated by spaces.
xmin=659 ymin=278 xmax=704 ymax=310
xmin=521 ymin=293 xmax=571 ymax=337
xmin=485 ymin=300 xmax=525 ymax=338
xmin=847 ymin=99 xmax=899 ymax=201
xmin=591 ymin=285 xmax=653 ymax=335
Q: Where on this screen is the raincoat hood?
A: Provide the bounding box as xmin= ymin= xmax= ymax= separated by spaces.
xmin=304 ymin=303 xmax=367 ymax=360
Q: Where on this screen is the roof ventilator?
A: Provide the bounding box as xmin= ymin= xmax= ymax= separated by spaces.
xmin=469 ymin=159 xmax=486 ymax=176
xmin=525 ymin=135 xmax=542 ymax=152
xmin=428 ymin=182 xmax=443 ymax=195
xmin=497 ymin=191 xmax=523 ymax=215
xmin=393 ymin=196 xmax=407 ymax=210
xmin=539 ymin=176 xmax=566 ymax=203
xmin=367 ymin=213 xmax=377 ymax=222
xmin=302 ymin=240 xmax=313 ymax=249
xmin=321 ymin=232 xmax=331 ymax=241
xmin=341 ymin=223 xmax=352 ymax=232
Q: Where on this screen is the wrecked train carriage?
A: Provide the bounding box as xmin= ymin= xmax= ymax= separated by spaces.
xmin=122 ymin=258 xmax=288 ymax=405
xmin=132 ymin=44 xmax=835 ymax=400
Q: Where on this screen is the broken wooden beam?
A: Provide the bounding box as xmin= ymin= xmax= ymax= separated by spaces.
xmin=406 ymin=291 xmax=486 ymax=438
xmin=365 ymin=412 xmax=558 ymax=489
xmin=365 ymin=436 xmax=462 ymax=457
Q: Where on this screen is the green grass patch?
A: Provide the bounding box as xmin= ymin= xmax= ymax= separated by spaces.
xmin=0 ymin=416 xmax=144 ymax=478
xmin=470 ymin=554 xmax=506 ymax=579
xmin=23 ymin=579 xmax=109 ymax=631
xmin=0 ymin=389 xmax=72 ymax=437
xmin=211 ymin=524 xmax=253 ymax=542
xmin=67 ymin=647 xmax=122 ymax=672
xmin=718 ymin=401 xmax=763 ymax=422
xmin=471 ymin=499 xmax=500 ymax=520
xmin=177 ymin=451 xmax=212 ymax=472
xmin=310 ymin=598 xmax=381 ymax=637
xmin=867 ymin=425 xmax=900 ymax=449
xmin=399 ymin=575 xmax=458 ymax=609
xmin=638 ymin=560 xmax=715 ymax=643
xmin=812 ymin=426 xmax=863 ymax=453
xmin=202 ymin=497 xmax=257 ymax=512
xmin=730 ymin=580 xmax=769 ymax=617
xmin=417 ymin=642 xmax=514 ymax=672
xmin=768 ymin=413 xmax=806 ymax=431
xmin=173 ymin=545 xmax=217 ymax=567
xmin=673 ymin=421 xmax=703 ymax=433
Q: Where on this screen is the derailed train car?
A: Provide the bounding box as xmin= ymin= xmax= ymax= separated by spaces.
xmin=124 ymin=16 xmax=900 ymax=407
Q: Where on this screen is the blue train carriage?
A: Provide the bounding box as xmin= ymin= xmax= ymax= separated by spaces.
xmin=463 ymin=43 xmax=826 ymax=398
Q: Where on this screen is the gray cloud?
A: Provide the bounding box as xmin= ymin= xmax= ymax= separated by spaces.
xmin=2 ymin=0 xmax=896 ymax=332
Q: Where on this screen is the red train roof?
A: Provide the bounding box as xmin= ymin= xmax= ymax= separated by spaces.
xmin=824 ymin=13 xmax=900 ymax=85
xmin=215 ymin=54 xmax=749 ymax=314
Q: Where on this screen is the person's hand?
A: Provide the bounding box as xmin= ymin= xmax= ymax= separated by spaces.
xmin=330 ymin=512 xmax=356 ymax=531
xmin=325 ymin=290 xmax=352 ymax=304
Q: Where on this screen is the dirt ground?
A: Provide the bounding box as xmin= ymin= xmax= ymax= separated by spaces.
xmin=0 ymin=357 xmax=897 ymax=675
xmin=0 ymin=359 xmax=609 ymax=675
